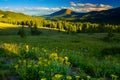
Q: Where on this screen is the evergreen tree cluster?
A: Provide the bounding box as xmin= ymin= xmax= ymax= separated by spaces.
xmin=17 ymin=21 xmax=41 ymax=38
xmin=43 ymin=21 xmax=120 ymax=33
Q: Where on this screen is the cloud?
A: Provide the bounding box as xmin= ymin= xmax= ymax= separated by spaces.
xmin=99 ymin=4 xmax=112 ymax=9
xmin=70 ymin=2 xmax=77 ymax=6
xmin=70 ymin=2 xmax=97 ymax=7
xmin=51 ymin=8 xmax=61 ymax=11
xmin=78 ymin=3 xmax=97 ymax=7
xmin=23 ymin=7 xmax=50 ymax=11
xmin=70 ymin=2 xmax=112 ymax=12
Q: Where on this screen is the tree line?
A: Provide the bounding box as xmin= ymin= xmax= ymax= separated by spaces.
xmin=0 ymin=16 xmax=120 ymax=34
xmin=43 ymin=21 xmax=120 ymax=33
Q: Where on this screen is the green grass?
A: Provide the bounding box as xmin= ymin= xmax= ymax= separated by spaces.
xmin=0 ymin=26 xmax=120 ymax=80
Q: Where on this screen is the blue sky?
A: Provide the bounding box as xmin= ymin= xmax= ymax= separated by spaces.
xmin=0 ymin=0 xmax=120 ymax=15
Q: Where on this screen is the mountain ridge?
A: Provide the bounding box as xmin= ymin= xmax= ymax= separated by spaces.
xmin=47 ymin=7 xmax=120 ymax=24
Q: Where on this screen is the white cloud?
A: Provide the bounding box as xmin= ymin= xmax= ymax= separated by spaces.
xmin=85 ymin=3 xmax=97 ymax=7
xmin=23 ymin=7 xmax=50 ymax=11
xmin=70 ymin=2 xmax=77 ymax=6
xmin=70 ymin=2 xmax=96 ymax=7
xmin=77 ymin=3 xmax=97 ymax=7
xmin=70 ymin=2 xmax=112 ymax=12
xmin=99 ymin=4 xmax=112 ymax=9
xmin=50 ymin=8 xmax=61 ymax=11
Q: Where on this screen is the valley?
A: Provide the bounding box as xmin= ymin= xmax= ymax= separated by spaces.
xmin=0 ymin=5 xmax=120 ymax=80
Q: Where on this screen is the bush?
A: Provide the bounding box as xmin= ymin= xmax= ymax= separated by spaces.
xmin=17 ymin=27 xmax=26 ymax=38
xmin=31 ymin=23 xmax=41 ymax=35
xmin=31 ymin=28 xmax=41 ymax=35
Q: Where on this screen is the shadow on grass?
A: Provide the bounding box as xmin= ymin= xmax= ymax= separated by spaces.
xmin=0 ymin=27 xmax=30 ymax=35
xmin=0 ymin=27 xmax=66 ymax=36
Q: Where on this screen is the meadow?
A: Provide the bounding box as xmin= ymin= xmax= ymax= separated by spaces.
xmin=0 ymin=23 xmax=120 ymax=80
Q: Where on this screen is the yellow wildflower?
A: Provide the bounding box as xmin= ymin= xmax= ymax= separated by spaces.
xmin=65 ymin=62 xmax=71 ymax=66
xmin=54 ymin=56 xmax=58 ymax=60
xmin=59 ymin=57 xmax=64 ymax=62
xmin=75 ymin=76 xmax=80 ymax=79
xmin=49 ymin=53 xmax=58 ymax=59
xmin=48 ymin=61 xmax=51 ymax=65
xmin=111 ymin=74 xmax=118 ymax=79
xmin=38 ymin=61 xmax=42 ymax=65
xmin=66 ymin=75 xmax=72 ymax=80
xmin=25 ymin=45 xmax=29 ymax=52
xmin=64 ymin=56 xmax=68 ymax=61
xmin=87 ymin=75 xmax=91 ymax=79
xmin=41 ymin=78 xmax=47 ymax=80
xmin=54 ymin=74 xmax=63 ymax=79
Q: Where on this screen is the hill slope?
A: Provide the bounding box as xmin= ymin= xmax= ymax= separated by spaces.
xmin=49 ymin=9 xmax=73 ymax=16
xmin=0 ymin=10 xmax=43 ymax=23
xmin=0 ymin=10 xmax=30 ymax=19
xmin=80 ymin=7 xmax=120 ymax=24
xmin=47 ymin=7 xmax=120 ymax=24
xmin=47 ymin=9 xmax=85 ymax=18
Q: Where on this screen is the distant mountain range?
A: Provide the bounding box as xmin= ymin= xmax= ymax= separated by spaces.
xmin=46 ymin=7 xmax=120 ymax=24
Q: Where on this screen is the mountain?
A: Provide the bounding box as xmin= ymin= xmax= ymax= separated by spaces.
xmin=46 ymin=9 xmax=85 ymax=18
xmin=49 ymin=9 xmax=73 ymax=16
xmin=0 ymin=10 xmax=29 ymax=19
xmin=80 ymin=7 xmax=120 ymax=24
xmin=47 ymin=7 xmax=120 ymax=24
xmin=0 ymin=10 xmax=43 ymax=22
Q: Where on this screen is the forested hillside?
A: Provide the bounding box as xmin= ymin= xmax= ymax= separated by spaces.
xmin=0 ymin=10 xmax=44 ymax=27
xmin=46 ymin=7 xmax=120 ymax=24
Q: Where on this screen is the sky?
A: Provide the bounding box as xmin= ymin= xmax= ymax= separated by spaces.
xmin=0 ymin=0 xmax=120 ymax=15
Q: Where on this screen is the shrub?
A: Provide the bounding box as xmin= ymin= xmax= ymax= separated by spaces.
xmin=17 ymin=27 xmax=26 ymax=38
xmin=31 ymin=24 xmax=41 ymax=35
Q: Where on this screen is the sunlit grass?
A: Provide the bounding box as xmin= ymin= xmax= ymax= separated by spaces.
xmin=0 ymin=22 xmax=17 ymax=29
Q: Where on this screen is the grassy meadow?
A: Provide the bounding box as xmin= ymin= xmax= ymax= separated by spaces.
xmin=0 ymin=23 xmax=120 ymax=80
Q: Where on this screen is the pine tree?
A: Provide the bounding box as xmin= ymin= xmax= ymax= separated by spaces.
xmin=18 ymin=26 xmax=26 ymax=38
xmin=31 ymin=23 xmax=41 ymax=35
